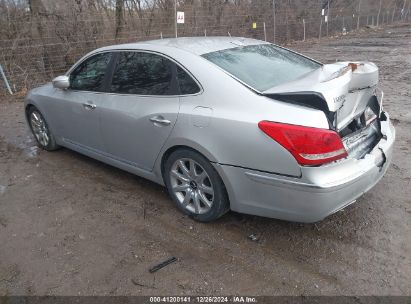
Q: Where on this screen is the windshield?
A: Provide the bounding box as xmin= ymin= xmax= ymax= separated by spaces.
xmin=202 ymin=44 xmax=321 ymax=92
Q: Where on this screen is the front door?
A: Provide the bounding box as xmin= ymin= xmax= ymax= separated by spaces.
xmin=49 ymin=52 xmax=113 ymax=152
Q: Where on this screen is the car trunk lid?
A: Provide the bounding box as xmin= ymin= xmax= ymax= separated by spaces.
xmin=262 ymin=61 xmax=380 ymax=131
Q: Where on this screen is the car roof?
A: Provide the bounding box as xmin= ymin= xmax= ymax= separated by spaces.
xmin=95 ymin=36 xmax=269 ymax=56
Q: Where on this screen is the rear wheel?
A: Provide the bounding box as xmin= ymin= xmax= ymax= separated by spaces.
xmin=164 ymin=149 xmax=229 ymax=222
xmin=28 ymin=107 xmax=59 ymax=151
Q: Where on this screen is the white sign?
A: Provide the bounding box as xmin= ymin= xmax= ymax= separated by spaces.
xmin=177 ymin=11 xmax=185 ymax=24
xmin=325 ymin=15 xmax=328 ymax=22
xmin=321 ymin=9 xmax=325 ymax=16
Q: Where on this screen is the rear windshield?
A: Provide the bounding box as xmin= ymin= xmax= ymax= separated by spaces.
xmin=202 ymin=44 xmax=321 ymax=92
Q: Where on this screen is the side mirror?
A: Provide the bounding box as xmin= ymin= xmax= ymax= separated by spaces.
xmin=52 ymin=75 xmax=70 ymax=90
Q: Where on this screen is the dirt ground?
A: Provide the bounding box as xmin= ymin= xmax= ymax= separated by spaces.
xmin=0 ymin=23 xmax=410 ymax=296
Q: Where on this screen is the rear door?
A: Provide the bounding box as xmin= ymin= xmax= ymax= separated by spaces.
xmin=99 ymin=51 xmax=181 ymax=172
xmin=50 ymin=52 xmax=113 ymax=152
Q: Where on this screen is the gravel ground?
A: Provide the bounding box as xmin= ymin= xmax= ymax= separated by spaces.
xmin=0 ymin=23 xmax=410 ymax=296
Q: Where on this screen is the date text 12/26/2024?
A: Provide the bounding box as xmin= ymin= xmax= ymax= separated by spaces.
xmin=149 ymin=296 xmax=257 ymax=303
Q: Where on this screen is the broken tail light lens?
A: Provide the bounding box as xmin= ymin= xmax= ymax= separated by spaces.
xmin=258 ymin=121 xmax=348 ymax=166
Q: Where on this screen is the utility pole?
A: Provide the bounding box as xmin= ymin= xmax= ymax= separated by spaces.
xmin=272 ymin=0 xmax=276 ymax=43
xmin=174 ymin=0 xmax=177 ymax=38
xmin=357 ymin=0 xmax=362 ymax=30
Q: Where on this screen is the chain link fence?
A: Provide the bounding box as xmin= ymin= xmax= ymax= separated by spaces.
xmin=1 ymin=0 xmax=410 ymax=95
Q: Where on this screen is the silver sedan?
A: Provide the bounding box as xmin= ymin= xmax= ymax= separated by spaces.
xmin=25 ymin=37 xmax=395 ymax=222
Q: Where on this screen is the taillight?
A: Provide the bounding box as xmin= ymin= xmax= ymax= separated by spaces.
xmin=258 ymin=121 xmax=348 ymax=166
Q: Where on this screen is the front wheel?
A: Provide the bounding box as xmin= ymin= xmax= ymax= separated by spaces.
xmin=164 ymin=149 xmax=229 ymax=222
xmin=28 ymin=106 xmax=59 ymax=151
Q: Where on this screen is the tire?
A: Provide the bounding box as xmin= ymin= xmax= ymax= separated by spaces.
xmin=164 ymin=149 xmax=229 ymax=222
xmin=27 ymin=106 xmax=59 ymax=151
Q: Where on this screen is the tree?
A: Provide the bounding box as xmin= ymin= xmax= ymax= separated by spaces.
xmin=115 ymin=0 xmax=124 ymax=38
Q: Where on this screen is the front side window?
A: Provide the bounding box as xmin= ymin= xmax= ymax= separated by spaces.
xmin=70 ymin=52 xmax=112 ymax=91
xmin=202 ymin=44 xmax=321 ymax=92
xmin=110 ymin=52 xmax=174 ymax=95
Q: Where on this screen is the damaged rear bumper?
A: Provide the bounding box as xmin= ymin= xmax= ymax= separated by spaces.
xmin=214 ymin=111 xmax=395 ymax=223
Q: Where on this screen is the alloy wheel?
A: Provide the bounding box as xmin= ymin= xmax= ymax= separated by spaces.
xmin=169 ymin=158 xmax=214 ymax=214
xmin=30 ymin=110 xmax=50 ymax=147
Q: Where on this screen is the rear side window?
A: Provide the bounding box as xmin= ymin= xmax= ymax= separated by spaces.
xmin=70 ymin=52 xmax=112 ymax=91
xmin=202 ymin=44 xmax=320 ymax=92
xmin=110 ymin=52 xmax=174 ymax=95
xmin=177 ymin=66 xmax=200 ymax=95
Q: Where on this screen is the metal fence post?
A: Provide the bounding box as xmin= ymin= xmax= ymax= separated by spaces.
xmin=0 ymin=64 xmax=13 ymax=95
xmin=263 ymin=22 xmax=267 ymax=41
xmin=303 ymin=19 xmax=306 ymax=41
xmin=319 ymin=16 xmax=323 ymax=41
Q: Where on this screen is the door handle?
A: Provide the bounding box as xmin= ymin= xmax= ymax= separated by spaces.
xmin=83 ymin=102 xmax=96 ymax=110
xmin=149 ymin=116 xmax=171 ymax=126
